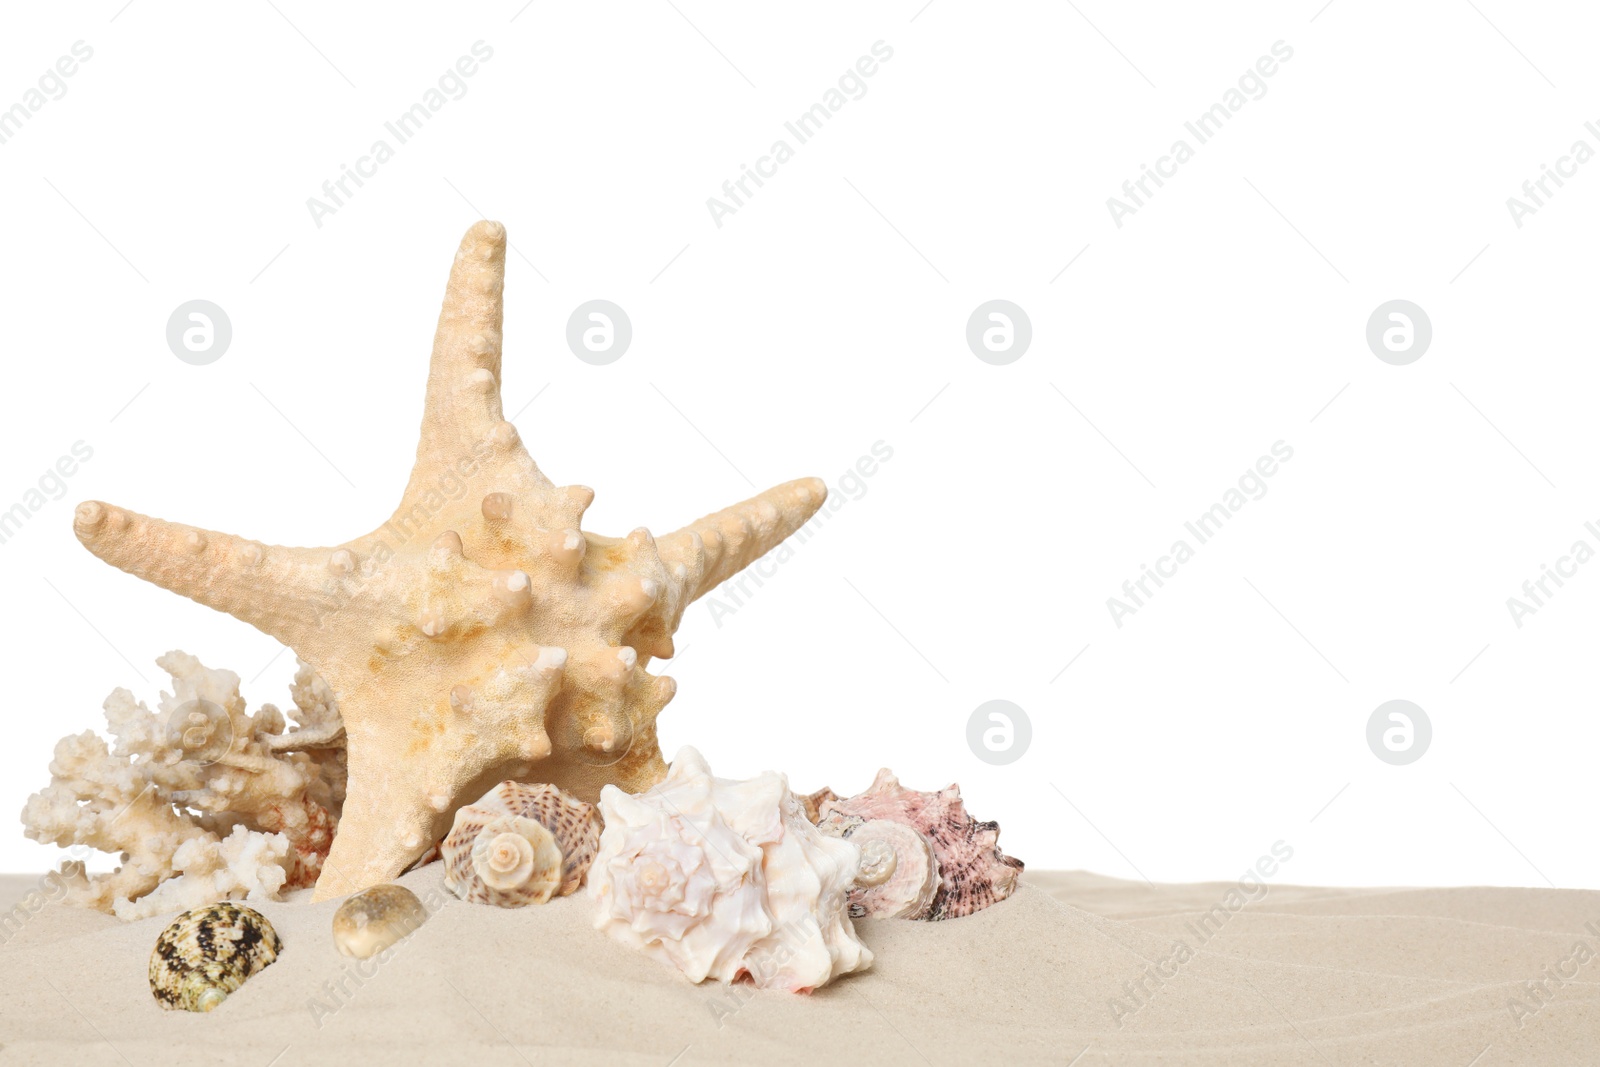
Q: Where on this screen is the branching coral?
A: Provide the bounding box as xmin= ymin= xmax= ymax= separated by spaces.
xmin=21 ymin=652 xmax=345 ymax=920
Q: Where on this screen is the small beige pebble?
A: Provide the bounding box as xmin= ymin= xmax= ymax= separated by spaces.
xmin=331 ymin=884 xmax=428 ymax=959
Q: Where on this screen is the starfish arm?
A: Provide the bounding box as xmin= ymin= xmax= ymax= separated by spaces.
xmin=401 ymin=220 xmax=543 ymax=507
xmin=311 ymin=643 xmax=566 ymax=901
xmin=72 ymin=501 xmax=343 ymax=651
xmin=655 ymin=477 xmax=828 ymax=607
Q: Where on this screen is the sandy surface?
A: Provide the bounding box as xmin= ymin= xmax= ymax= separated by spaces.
xmin=1 ymin=866 xmax=1597 ymax=1065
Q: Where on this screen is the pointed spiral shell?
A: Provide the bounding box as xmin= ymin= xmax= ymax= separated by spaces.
xmin=826 ymin=818 xmax=940 ymax=920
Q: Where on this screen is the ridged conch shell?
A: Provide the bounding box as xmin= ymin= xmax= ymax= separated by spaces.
xmin=830 ymin=818 xmax=941 ymax=920
xmin=589 ymin=746 xmax=872 ymax=992
xmin=332 ymin=884 xmax=429 ymax=959
xmin=442 ymin=781 xmax=599 ymax=905
xmin=817 ymin=769 xmax=1023 ymax=920
xmin=149 ymin=902 xmax=282 ymax=1012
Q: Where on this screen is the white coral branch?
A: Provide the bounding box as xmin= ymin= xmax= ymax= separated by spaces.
xmin=20 ymin=652 xmax=346 ymax=919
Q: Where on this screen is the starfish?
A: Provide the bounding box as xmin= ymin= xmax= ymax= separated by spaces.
xmin=73 ymin=221 xmax=826 ymax=901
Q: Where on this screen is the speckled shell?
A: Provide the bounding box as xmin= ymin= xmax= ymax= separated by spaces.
xmin=817 ymin=769 xmax=1023 ymax=920
xmin=331 ymin=883 xmax=429 ymax=959
xmin=824 ymin=818 xmax=941 ymax=920
xmin=442 ymin=811 xmax=562 ymax=907
xmin=445 ymin=781 xmax=600 ymax=897
xmin=149 ymin=902 xmax=282 ymax=1012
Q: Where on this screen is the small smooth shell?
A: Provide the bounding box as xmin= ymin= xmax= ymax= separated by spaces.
xmin=149 ymin=902 xmax=281 ymax=1012
xmin=837 ymin=819 xmax=940 ymax=920
xmin=443 ymin=811 xmax=562 ymax=907
xmin=332 ymin=884 xmax=429 ymax=959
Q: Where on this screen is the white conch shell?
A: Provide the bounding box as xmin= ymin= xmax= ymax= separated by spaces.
xmin=830 ymin=818 xmax=940 ymax=920
xmin=442 ymin=806 xmax=562 ymax=907
xmin=588 ymin=746 xmax=871 ymax=992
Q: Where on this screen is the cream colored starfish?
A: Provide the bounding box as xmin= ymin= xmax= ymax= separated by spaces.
xmin=73 ymin=221 xmax=825 ymax=901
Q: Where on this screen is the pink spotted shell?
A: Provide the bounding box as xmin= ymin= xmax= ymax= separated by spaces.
xmin=817 ymin=769 xmax=1023 ymax=920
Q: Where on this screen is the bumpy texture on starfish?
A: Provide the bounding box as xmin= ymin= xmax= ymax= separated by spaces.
xmin=73 ymin=221 xmax=826 ymax=901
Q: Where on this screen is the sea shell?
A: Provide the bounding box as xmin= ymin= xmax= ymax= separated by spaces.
xmin=442 ymin=781 xmax=600 ymax=902
xmin=799 ymin=787 xmax=839 ymax=825
xmin=817 ymin=769 xmax=1023 ymax=920
xmin=149 ymin=902 xmax=282 ymax=1012
xmin=828 ymin=818 xmax=941 ymax=920
xmin=332 ymin=884 xmax=429 ymax=959
xmin=443 ymin=811 xmax=562 ymax=907
xmin=589 ymin=747 xmax=871 ymax=992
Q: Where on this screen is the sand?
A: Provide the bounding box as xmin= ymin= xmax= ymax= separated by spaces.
xmin=1 ymin=866 xmax=1597 ymax=1065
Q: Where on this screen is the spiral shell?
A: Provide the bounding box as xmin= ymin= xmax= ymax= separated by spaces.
xmin=149 ymin=902 xmax=281 ymax=1012
xmin=331 ymin=884 xmax=429 ymax=959
xmin=441 ymin=781 xmax=600 ymax=904
xmin=826 ymin=818 xmax=941 ymax=920
xmin=443 ymin=812 xmax=562 ymax=906
xmin=818 ymin=769 xmax=1023 ymax=920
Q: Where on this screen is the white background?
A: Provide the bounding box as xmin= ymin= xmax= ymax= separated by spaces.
xmin=2 ymin=1 xmax=1596 ymax=891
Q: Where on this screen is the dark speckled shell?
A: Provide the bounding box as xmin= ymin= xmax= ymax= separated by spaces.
xmin=817 ymin=770 xmax=1024 ymax=921
xmin=149 ymin=902 xmax=282 ymax=1012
